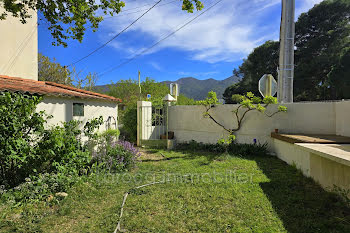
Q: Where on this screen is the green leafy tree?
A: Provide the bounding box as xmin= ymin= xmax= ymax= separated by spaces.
xmin=294 ymin=0 xmax=350 ymax=101
xmin=224 ymin=0 xmax=350 ymax=102
xmin=0 ymin=0 xmax=203 ymax=47
xmin=39 ymin=53 xmax=98 ymax=90
xmin=176 ymin=94 xmax=197 ymax=105
xmin=108 ymin=78 xmax=169 ymax=142
xmin=38 ymin=53 xmax=73 ymax=85
xmin=0 ymin=92 xmax=45 ymax=187
xmin=199 ymin=91 xmax=287 ymax=138
xmin=223 ymin=41 xmax=279 ymax=103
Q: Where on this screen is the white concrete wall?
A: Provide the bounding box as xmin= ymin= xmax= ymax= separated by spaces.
xmin=335 ymin=100 xmax=350 ymax=137
xmin=36 ymin=96 xmax=118 ymax=132
xmin=168 ymin=102 xmax=344 ymax=147
xmin=0 ymin=6 xmax=38 ymax=80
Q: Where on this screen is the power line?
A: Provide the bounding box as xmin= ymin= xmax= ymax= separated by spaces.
xmin=103 ymin=0 xmax=178 ymax=19
xmin=3 ymin=24 xmax=37 ymax=73
xmin=67 ymin=0 xmax=163 ymax=67
xmin=98 ymin=0 xmax=224 ymax=77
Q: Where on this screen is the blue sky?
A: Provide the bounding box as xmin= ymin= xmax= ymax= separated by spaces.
xmin=38 ymin=0 xmax=321 ymax=85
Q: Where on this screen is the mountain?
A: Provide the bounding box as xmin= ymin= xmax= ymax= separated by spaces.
xmin=162 ymin=75 xmax=240 ymax=100
xmin=94 ymin=75 xmax=240 ymax=101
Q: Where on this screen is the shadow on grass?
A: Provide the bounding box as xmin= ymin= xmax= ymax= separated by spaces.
xmin=254 ymin=156 xmax=350 ymax=233
xmin=141 ymin=148 xmax=350 ymax=232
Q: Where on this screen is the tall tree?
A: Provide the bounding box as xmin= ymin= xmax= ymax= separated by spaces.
xmin=294 ymin=0 xmax=350 ymax=101
xmin=38 ymin=53 xmax=72 ymax=85
xmin=224 ymin=0 xmax=350 ymax=103
xmin=223 ymin=41 xmax=279 ymax=103
xmin=0 ymin=0 xmax=203 ymax=47
xmin=39 ymin=53 xmax=98 ymax=90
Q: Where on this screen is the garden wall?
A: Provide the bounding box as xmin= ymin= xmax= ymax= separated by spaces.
xmin=168 ymin=100 xmax=350 ymax=147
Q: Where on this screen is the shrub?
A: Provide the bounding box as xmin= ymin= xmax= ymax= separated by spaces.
xmin=1 ymin=173 xmax=79 ymax=203
xmin=176 ymin=140 xmax=269 ymax=157
xmin=120 ymin=106 xmax=137 ymax=142
xmin=93 ymin=140 xmax=141 ymax=173
xmin=0 ymin=92 xmax=46 ymax=187
xmin=101 ymin=129 xmax=120 ymax=145
xmin=0 ymin=92 xmax=106 ymax=202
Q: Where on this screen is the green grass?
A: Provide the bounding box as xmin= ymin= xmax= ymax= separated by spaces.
xmin=1 ymin=150 xmax=349 ymax=232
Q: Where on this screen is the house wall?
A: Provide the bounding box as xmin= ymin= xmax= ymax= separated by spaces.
xmin=0 ymin=6 xmax=38 ymax=81
xmin=168 ymin=101 xmax=342 ymax=147
xmin=36 ymin=96 xmax=118 ymax=132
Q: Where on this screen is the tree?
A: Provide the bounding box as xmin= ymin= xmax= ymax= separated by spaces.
xmin=38 ymin=53 xmax=73 ymax=85
xmin=0 ymin=0 xmax=203 ymax=47
xmin=75 ymin=72 xmax=99 ymax=91
xmin=176 ymin=94 xmax=197 ymax=105
xmin=107 ymin=78 xmax=169 ymax=142
xmin=294 ymin=0 xmax=350 ymax=101
xmin=39 ymin=53 xmax=98 ymax=90
xmin=223 ymin=41 xmax=279 ymax=103
xmin=199 ymin=91 xmax=287 ymax=139
xmin=224 ymin=0 xmax=350 ymax=102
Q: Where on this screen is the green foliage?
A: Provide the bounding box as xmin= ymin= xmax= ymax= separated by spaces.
xmin=120 ymin=106 xmax=137 ymax=142
xmin=84 ymin=116 xmax=104 ymax=141
xmin=38 ymin=53 xmax=72 ymax=85
xmin=196 ymin=91 xmax=219 ymax=106
xmin=101 ymin=129 xmax=120 ymax=145
xmin=1 ymin=173 xmax=79 ymax=203
xmin=278 ymin=105 xmax=288 ymax=112
xmin=0 ymin=92 xmax=106 ymax=201
xmin=263 ymin=96 xmax=278 ymax=104
xmin=108 ymin=78 xmax=169 ymax=107
xmin=176 ymin=140 xmax=269 ymax=157
xmin=0 ymin=92 xmax=46 ymax=187
xmin=294 ymin=0 xmax=350 ymax=101
xmin=223 ymin=41 xmax=279 ymax=103
xmin=36 ymin=120 xmax=93 ymax=176
xmin=39 ymin=53 xmax=99 ymax=90
xmin=0 ymin=1 xmax=203 ymax=47
xmin=176 ymin=94 xmax=197 ymax=105
xmin=217 ymin=135 xmax=236 ymax=145
xmin=224 ymin=0 xmax=350 ymax=102
xmin=108 ymin=78 xmax=169 ymax=142
xmin=198 ymin=91 xmax=287 ymax=135
xmin=93 ymin=140 xmax=140 ymax=173
xmin=231 ymin=94 xmax=244 ymax=104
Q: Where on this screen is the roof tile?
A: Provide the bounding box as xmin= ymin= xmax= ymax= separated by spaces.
xmin=0 ymin=75 xmax=121 ymax=103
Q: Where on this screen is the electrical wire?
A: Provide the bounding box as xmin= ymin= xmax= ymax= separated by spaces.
xmin=3 ymin=24 xmax=37 ymax=74
xmin=67 ymin=0 xmax=163 ymax=67
xmin=98 ymin=0 xmax=224 ymax=77
xmin=103 ymin=0 xmax=178 ymax=19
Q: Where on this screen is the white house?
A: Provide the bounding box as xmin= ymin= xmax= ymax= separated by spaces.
xmin=0 ymin=8 xmax=120 ymax=131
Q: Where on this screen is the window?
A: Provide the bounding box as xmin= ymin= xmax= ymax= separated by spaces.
xmin=73 ymin=103 xmax=84 ymax=116
xmin=152 ymin=107 xmax=164 ymax=126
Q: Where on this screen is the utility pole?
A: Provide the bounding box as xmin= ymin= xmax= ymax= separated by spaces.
xmin=138 ymin=71 xmax=141 ymax=101
xmin=277 ymin=0 xmax=295 ymax=103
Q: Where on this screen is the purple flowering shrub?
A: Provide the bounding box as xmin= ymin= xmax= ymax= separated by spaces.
xmin=93 ymin=140 xmax=141 ymax=173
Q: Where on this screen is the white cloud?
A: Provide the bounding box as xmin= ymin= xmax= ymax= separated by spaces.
xmin=100 ymin=0 xmax=322 ymax=63
xmin=149 ymin=61 xmax=162 ymax=71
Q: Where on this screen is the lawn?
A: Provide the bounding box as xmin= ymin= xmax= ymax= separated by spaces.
xmin=1 ymin=149 xmax=349 ymax=232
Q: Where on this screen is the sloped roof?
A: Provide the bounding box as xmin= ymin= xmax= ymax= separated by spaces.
xmin=0 ymin=75 xmax=121 ymax=103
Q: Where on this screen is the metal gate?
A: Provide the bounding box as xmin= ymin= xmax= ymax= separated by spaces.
xmin=137 ymin=102 xmax=168 ymax=148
